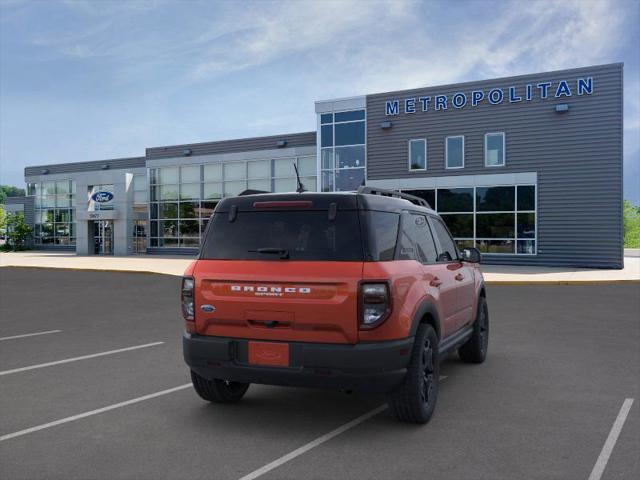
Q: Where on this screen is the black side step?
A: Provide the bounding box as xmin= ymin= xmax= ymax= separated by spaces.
xmin=438 ymin=325 xmax=473 ymax=359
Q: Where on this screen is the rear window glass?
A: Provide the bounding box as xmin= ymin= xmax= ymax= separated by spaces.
xmin=201 ymin=211 xmax=363 ymax=261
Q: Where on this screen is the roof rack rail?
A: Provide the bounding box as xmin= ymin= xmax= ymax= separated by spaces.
xmin=357 ymin=186 xmax=432 ymax=208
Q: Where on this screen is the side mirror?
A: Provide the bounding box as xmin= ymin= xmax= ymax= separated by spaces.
xmin=461 ymin=247 xmax=481 ymax=263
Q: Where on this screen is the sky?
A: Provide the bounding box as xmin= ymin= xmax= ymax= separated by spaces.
xmin=1 ymin=0 xmax=639 ymax=202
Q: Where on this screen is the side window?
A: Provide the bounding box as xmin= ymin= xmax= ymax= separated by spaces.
xmin=362 ymin=211 xmax=400 ymax=261
xmin=430 ymin=217 xmax=458 ymax=262
xmin=397 ymin=213 xmax=438 ymax=263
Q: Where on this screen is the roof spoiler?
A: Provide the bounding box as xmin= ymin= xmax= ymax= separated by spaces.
xmin=239 ymin=189 xmax=271 ymax=196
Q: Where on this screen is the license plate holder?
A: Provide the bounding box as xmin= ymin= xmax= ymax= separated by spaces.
xmin=248 ymin=341 xmax=290 ymax=367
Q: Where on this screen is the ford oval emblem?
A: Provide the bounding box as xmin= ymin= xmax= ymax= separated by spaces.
xmin=91 ymin=191 xmax=114 ymax=203
xmin=201 ymin=304 xmax=215 ymax=313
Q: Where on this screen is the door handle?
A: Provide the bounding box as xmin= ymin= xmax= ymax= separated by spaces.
xmin=455 ymin=273 xmax=465 ymax=281
xmin=430 ymin=277 xmax=442 ymax=287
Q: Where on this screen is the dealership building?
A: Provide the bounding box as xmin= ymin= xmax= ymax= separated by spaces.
xmin=13 ymin=63 xmax=623 ymax=268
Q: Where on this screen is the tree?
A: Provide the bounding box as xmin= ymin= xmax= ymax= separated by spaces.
xmin=0 ymin=205 xmax=6 ymax=233
xmin=5 ymin=212 xmax=32 ymax=250
xmin=0 ymin=185 xmax=26 ymax=204
xmin=623 ymin=199 xmax=640 ymax=248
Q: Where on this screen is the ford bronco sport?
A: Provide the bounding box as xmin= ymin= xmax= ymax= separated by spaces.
xmin=182 ymin=186 xmax=488 ymax=423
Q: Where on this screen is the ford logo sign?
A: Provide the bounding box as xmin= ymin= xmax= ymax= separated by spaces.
xmin=91 ymin=191 xmax=114 ymax=203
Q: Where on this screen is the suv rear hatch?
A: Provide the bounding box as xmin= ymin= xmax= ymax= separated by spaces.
xmin=193 ymin=195 xmax=364 ymax=344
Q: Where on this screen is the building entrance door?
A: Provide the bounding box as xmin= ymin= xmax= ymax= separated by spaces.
xmin=93 ymin=220 xmax=114 ymax=255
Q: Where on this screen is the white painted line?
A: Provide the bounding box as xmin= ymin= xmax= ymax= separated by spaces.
xmin=0 ymin=342 xmax=164 ymax=376
xmin=0 ymin=330 xmax=62 ymax=341
xmin=0 ymin=383 xmax=192 ymax=442
xmin=238 ymin=375 xmax=448 ymax=480
xmin=588 ymin=398 xmax=634 ymax=480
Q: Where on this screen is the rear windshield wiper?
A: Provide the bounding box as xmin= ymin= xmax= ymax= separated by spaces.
xmin=248 ymin=247 xmax=290 ymax=259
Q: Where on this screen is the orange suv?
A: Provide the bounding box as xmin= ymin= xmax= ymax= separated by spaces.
xmin=182 ymin=187 xmax=488 ymax=423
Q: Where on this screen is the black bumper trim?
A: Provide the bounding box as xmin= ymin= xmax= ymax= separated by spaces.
xmin=183 ymin=333 xmax=414 ymax=393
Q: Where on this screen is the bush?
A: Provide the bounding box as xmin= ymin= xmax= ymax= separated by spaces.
xmin=5 ymin=212 xmax=32 ymax=251
xmin=624 ymin=200 xmax=640 ymax=248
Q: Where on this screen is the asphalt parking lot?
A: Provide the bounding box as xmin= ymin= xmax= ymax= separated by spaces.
xmin=0 ymin=267 xmax=638 ymax=480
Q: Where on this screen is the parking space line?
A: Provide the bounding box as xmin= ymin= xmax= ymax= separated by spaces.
xmin=588 ymin=398 xmax=634 ymax=480
xmin=0 ymin=342 xmax=164 ymax=376
xmin=0 ymin=330 xmax=62 ymax=341
xmin=0 ymin=383 xmax=191 ymax=442
xmin=238 ymin=375 xmax=448 ymax=480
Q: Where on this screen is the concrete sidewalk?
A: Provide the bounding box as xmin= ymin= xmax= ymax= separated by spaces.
xmin=1 ymin=251 xmax=639 ymax=284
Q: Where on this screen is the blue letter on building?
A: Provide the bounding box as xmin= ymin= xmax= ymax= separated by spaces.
xmin=471 ymin=90 xmax=484 ymax=106
xmin=555 ymin=80 xmax=572 ymax=97
xmin=452 ymin=93 xmax=467 ymax=109
xmin=419 ymin=96 xmax=431 ymax=111
xmin=525 ymin=84 xmax=533 ymax=101
xmin=385 ymin=100 xmax=399 ymax=116
xmin=577 ymin=77 xmax=593 ymax=95
xmin=435 ymin=95 xmax=448 ymax=111
xmin=488 ymin=88 xmax=504 ymax=104
xmin=405 ymin=98 xmax=416 ymax=113
xmin=509 ymin=86 xmax=522 ymax=102
xmin=537 ymin=82 xmax=552 ymax=99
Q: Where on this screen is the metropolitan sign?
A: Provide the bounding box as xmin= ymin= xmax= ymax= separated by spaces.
xmin=384 ymin=76 xmax=594 ymax=115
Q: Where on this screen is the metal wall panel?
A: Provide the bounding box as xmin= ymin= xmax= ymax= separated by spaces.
xmin=365 ymin=63 xmax=623 ymax=268
xmin=24 ymin=157 xmax=145 ymax=177
xmin=146 ymin=132 xmax=316 ymax=160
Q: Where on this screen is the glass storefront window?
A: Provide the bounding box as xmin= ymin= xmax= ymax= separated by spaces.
xmin=224 ymin=162 xmax=245 ymax=180
xmin=179 ymin=202 xmax=199 ymax=218
xmin=404 ymin=185 xmax=536 ymax=255
xmin=297 ymin=156 xmax=317 ymax=176
xmin=180 ymin=183 xmax=200 ymax=200
xmin=335 ymin=122 xmax=365 ymax=146
xmin=180 ymin=165 xmax=200 ymax=183
xmin=319 ymin=109 xmax=365 ymax=192
xmin=335 ymin=145 xmax=365 ymax=169
xmin=148 ymin=155 xmax=316 ymax=249
xmin=204 ymin=182 xmax=223 ymax=199
xmin=335 ymin=168 xmax=364 ymax=191
xmin=274 ymin=177 xmax=296 ymax=192
xmin=321 ymin=149 xmax=334 ymax=170
xmin=518 ymin=185 xmax=535 ymax=211
xmin=159 ymin=167 xmax=179 ymax=184
xmin=204 ymin=164 xmax=222 ymax=182
xmin=476 ymin=213 xmax=515 ymax=238
xmin=248 ymin=160 xmax=270 ymax=178
xmin=248 ymin=179 xmax=271 ymax=191
xmin=159 ymin=185 xmax=179 ymax=201
xmin=437 ymin=188 xmax=473 ymax=213
xmin=224 ymin=180 xmax=246 ymax=196
xmin=476 ymin=186 xmax=515 ymax=212
xmin=274 ymin=158 xmax=296 ymax=177
xmin=33 ymin=180 xmax=76 ymax=247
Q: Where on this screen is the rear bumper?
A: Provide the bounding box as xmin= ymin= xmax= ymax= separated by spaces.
xmin=183 ymin=332 xmax=414 ymax=393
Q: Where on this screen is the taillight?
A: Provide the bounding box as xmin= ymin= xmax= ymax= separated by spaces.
xmin=181 ymin=276 xmax=195 ymax=321
xmin=359 ymin=282 xmax=391 ymax=329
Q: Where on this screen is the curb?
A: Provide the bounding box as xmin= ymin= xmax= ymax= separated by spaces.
xmin=485 ymin=279 xmax=640 ymax=286
xmin=3 ymin=265 xmax=639 ymax=285
xmin=0 ymin=265 xmax=180 ymax=277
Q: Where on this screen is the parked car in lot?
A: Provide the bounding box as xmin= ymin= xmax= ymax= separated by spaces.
xmin=182 ymin=187 xmax=488 ymax=423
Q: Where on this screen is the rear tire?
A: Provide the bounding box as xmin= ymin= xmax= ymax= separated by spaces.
xmin=386 ymin=324 xmax=439 ymax=424
xmin=190 ymin=370 xmax=250 ymax=403
xmin=458 ymin=296 xmax=489 ymax=363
